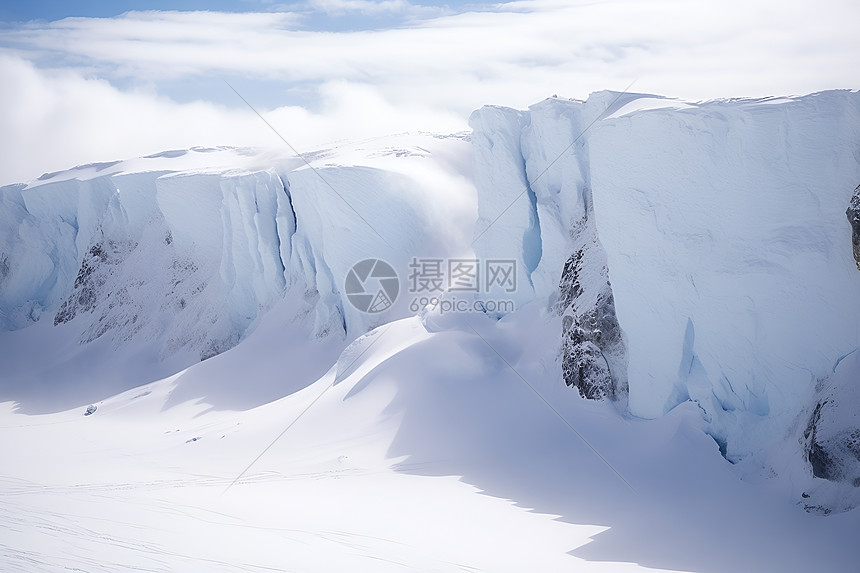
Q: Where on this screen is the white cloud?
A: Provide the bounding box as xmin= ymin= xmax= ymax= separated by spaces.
xmin=305 ymin=0 xmax=422 ymax=16
xmin=0 ymin=55 xmax=466 ymax=184
xmin=5 ymin=0 xmax=858 ymax=102
xmin=1 ymin=0 xmax=858 ymax=183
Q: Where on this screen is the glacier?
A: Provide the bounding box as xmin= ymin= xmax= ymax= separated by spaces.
xmin=589 ymin=91 xmax=860 ymax=452
xmin=2 ymin=89 xmax=860 ymax=516
xmin=0 ymin=137 xmax=476 ymax=412
xmin=0 ymin=136 xmax=475 ymax=349
xmin=469 ymin=89 xmax=860 ymax=507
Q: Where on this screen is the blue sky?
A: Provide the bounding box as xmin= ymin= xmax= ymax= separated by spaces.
xmin=1 ymin=0 xmax=858 ymax=184
xmin=0 ymin=1 xmax=490 ymax=30
xmin=0 ymin=2 xmax=262 ymax=21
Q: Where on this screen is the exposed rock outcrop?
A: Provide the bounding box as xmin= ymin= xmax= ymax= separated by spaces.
xmin=804 ymin=401 xmax=838 ymax=481
xmin=797 ymin=347 xmax=860 ymax=513
xmin=556 ymin=213 xmax=627 ymax=401
xmin=847 ymin=184 xmax=860 ymax=270
xmin=54 ymin=239 xmax=136 ymax=327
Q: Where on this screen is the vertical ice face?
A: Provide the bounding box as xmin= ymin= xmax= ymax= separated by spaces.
xmin=0 ymin=164 xmax=298 ymax=360
xmin=469 ymin=105 xmax=539 ymax=308
xmin=156 ymin=169 xmax=292 ymax=352
xmin=519 ymin=97 xmax=591 ymax=299
xmin=589 ymin=91 xmax=860 ymax=458
xmin=0 ymin=175 xmax=141 ymax=330
xmin=470 ymin=90 xmax=860 ymax=470
xmin=285 ymin=163 xmax=463 ymax=338
xmin=521 ymin=97 xmax=629 ymax=401
xmin=470 ymin=95 xmax=628 ymax=399
xmin=0 ymin=135 xmax=477 ymax=363
xmin=153 ymin=168 xmax=297 ymax=358
xmin=0 ymin=183 xmax=52 ymax=329
xmin=284 ymin=165 xmax=416 ymax=340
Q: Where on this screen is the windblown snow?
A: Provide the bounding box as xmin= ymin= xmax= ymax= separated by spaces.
xmin=1 ymin=90 xmax=859 ymax=571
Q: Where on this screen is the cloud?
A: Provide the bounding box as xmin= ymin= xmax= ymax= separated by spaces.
xmin=1 ymin=0 xmax=858 ymax=183
xmin=4 ymin=0 xmax=857 ymax=102
xmin=305 ymin=0 xmax=422 ymax=16
xmin=0 ymin=55 xmax=466 ymax=184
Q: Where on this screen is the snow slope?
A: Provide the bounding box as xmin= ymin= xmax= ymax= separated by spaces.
xmin=1 ymin=308 xmax=858 ymax=572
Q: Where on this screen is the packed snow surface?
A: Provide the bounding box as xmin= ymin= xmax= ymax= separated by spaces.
xmin=2 ymin=308 xmax=858 ymax=571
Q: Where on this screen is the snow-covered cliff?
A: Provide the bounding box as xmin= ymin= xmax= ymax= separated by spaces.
xmin=0 ymin=137 xmax=475 ymax=384
xmin=470 ymin=89 xmax=860 ymax=510
xmin=2 ymin=90 xmax=859 ymax=512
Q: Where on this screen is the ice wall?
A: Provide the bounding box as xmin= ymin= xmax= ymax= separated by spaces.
xmin=0 ymin=136 xmax=475 ymax=363
xmin=590 ymin=91 xmax=860 ymax=457
xmin=468 ymin=105 xmax=538 ymax=307
xmin=0 ymin=165 xmax=296 ymax=359
xmin=0 ymin=173 xmax=161 ymax=331
xmin=470 ymin=90 xmax=860 ymax=464
xmin=470 ymin=94 xmax=631 ymax=399
xmin=4 ymin=91 xmax=859 ymax=477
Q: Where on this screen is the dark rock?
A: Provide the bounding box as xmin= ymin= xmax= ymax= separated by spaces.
xmin=803 ymin=399 xmax=860 ymax=489
xmin=803 ymin=503 xmax=832 ymax=516
xmin=563 ymin=334 xmax=612 ymax=400
xmin=847 ymin=428 xmax=860 ymax=461
xmin=846 ymin=184 xmax=860 ymax=270
xmin=0 ymin=254 xmax=9 ymax=286
xmin=798 ymin=357 xmax=860 ymax=513
xmin=84 ymin=405 xmax=97 ymax=416
xmin=556 ymin=215 xmax=627 ymax=401
xmin=54 ymin=238 xmax=137 ymax=327
xmin=804 ymin=402 xmax=840 ymax=480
